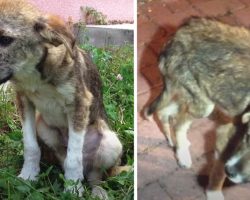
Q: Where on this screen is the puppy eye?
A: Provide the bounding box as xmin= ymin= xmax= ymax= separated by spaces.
xmin=0 ymin=36 xmax=14 ymax=47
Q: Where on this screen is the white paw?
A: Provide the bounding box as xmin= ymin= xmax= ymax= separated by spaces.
xmin=64 ymin=181 xmax=84 ymax=197
xmin=206 ymin=190 xmax=224 ymax=200
xmin=92 ymin=186 xmax=109 ymax=200
xmin=64 ymin=157 xmax=84 ymax=197
xmin=18 ymin=164 xmax=40 ymax=181
xmin=64 ymin=151 xmax=83 ymax=181
xmin=64 ymin=161 xmax=83 ymax=182
xmin=176 ymin=147 xmax=192 ymax=168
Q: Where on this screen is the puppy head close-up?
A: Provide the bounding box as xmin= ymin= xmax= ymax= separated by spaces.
xmin=0 ymin=0 xmax=73 ymax=85
xmin=225 ymin=112 xmax=250 ymax=184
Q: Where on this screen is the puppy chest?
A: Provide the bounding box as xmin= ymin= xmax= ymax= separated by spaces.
xmin=26 ymin=84 xmax=75 ymax=127
xmin=33 ymin=98 xmax=67 ymax=127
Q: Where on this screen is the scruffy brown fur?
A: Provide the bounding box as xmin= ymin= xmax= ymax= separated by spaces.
xmin=145 ymin=17 xmax=250 ymax=200
xmin=0 ymin=0 xmax=123 ymax=199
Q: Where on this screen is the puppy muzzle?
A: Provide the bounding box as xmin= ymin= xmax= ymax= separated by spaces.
xmin=0 ymin=69 xmax=12 ymax=84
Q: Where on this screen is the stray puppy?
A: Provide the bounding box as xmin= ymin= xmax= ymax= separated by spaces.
xmin=145 ymin=17 xmax=250 ymax=200
xmin=0 ymin=0 xmax=122 ymax=198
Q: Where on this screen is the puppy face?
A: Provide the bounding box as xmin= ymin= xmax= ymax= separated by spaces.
xmin=225 ymin=113 xmax=250 ymax=183
xmin=0 ymin=0 xmax=74 ymax=84
xmin=0 ymin=0 xmax=43 ymax=83
xmin=225 ymin=138 xmax=250 ymax=183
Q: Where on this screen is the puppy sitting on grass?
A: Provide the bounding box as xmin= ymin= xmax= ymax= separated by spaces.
xmin=145 ymin=17 xmax=250 ymax=200
xmin=0 ymin=0 xmax=123 ymax=198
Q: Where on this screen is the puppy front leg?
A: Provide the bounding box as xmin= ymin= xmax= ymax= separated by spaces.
xmin=206 ymin=123 xmax=234 ymax=200
xmin=64 ymin=118 xmax=85 ymax=196
xmin=64 ymin=88 xmax=92 ymax=196
xmin=206 ymin=158 xmax=226 ymax=200
xmin=17 ymin=93 xmax=41 ymax=180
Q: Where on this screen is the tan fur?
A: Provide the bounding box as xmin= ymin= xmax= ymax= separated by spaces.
xmin=16 ymin=92 xmax=25 ymax=121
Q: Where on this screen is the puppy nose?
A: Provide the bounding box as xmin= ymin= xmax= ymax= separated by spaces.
xmin=225 ymin=165 xmax=237 ymax=178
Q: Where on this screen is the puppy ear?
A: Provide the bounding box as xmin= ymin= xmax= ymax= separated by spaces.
xmin=34 ymin=15 xmax=75 ymax=57
xmin=242 ymin=112 xmax=250 ymax=124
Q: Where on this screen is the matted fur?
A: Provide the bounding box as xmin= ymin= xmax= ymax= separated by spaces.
xmin=145 ymin=17 xmax=250 ymax=200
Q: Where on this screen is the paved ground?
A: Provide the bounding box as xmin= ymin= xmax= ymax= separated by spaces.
xmin=137 ymin=0 xmax=250 ymax=199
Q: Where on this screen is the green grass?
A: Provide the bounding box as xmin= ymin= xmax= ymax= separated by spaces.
xmin=0 ymin=44 xmax=134 ymax=200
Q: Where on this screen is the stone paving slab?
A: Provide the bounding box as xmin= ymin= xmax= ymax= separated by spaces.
xmin=138 ymin=181 xmax=172 ymax=200
xmin=158 ymin=169 xmax=206 ymax=200
xmin=138 ymin=143 xmax=178 ymax=188
xmin=138 ymin=119 xmax=165 ymax=153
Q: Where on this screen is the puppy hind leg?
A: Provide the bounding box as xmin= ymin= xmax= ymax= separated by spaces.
xmin=85 ymin=127 xmax=122 ymax=200
xmin=157 ymin=102 xmax=179 ymax=147
xmin=87 ymin=169 xmax=108 ymax=200
xmin=161 ymin=118 xmax=175 ymax=147
xmin=94 ymin=129 xmax=123 ymax=170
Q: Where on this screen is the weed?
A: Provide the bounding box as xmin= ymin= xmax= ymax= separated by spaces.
xmin=81 ymin=7 xmax=108 ymax=25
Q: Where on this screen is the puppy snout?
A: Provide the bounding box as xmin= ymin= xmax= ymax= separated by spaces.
xmin=0 ymin=68 xmax=12 ymax=84
xmin=225 ymin=165 xmax=237 ymax=178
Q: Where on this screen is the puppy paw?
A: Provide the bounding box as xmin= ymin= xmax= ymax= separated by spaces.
xmin=206 ymin=190 xmax=224 ymax=200
xmin=64 ymin=181 xmax=84 ymax=197
xmin=92 ymin=186 xmax=109 ymax=200
xmin=18 ymin=165 xmax=40 ymax=181
xmin=176 ymin=147 xmax=192 ymax=168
